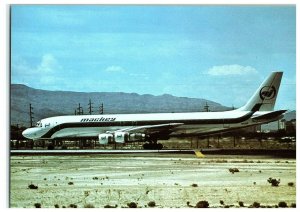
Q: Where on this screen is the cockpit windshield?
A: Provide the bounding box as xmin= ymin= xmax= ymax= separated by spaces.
xmin=36 ymin=121 xmax=42 ymax=127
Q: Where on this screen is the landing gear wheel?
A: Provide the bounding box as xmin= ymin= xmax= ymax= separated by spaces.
xmin=47 ymin=140 xmax=55 ymax=150
xmin=143 ymin=143 xmax=150 ymax=149
xmin=157 ymin=143 xmax=163 ymax=150
xmin=143 ymin=142 xmax=163 ymax=150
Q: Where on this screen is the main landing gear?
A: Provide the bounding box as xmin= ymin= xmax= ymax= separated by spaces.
xmin=143 ymin=140 xmax=163 ymax=150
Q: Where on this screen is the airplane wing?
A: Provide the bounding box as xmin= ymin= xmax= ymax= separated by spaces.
xmin=115 ymin=123 xmax=184 ymax=135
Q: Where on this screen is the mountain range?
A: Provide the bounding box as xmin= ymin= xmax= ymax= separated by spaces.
xmin=11 ymin=84 xmax=231 ymax=127
xmin=10 ymin=84 xmax=295 ymax=128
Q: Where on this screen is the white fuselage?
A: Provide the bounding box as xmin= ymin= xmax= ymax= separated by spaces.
xmin=22 ymin=110 xmax=281 ymax=140
xmin=21 ymin=72 xmax=285 ymax=142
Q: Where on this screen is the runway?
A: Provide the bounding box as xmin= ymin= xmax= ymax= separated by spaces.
xmin=10 ymin=149 xmax=194 ymax=155
xmin=10 ymin=148 xmax=296 ymax=158
xmin=10 ymin=152 xmax=296 ymax=208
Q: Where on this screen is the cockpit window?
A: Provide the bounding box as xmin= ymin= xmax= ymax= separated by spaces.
xmin=35 ymin=121 xmax=42 ymax=127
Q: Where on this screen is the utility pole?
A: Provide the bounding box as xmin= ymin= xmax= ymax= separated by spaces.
xmin=15 ymin=124 xmax=20 ymax=149
xmin=29 ymin=104 xmax=34 ymax=127
xmin=99 ymin=103 xmax=104 ymax=114
xmin=88 ymin=99 xmax=93 ymax=115
xmin=76 ymin=103 xmax=83 ymax=115
xmin=204 ymin=102 xmax=209 ymax=112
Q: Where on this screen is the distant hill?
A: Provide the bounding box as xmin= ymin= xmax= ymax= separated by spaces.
xmin=261 ymin=110 xmax=296 ymax=131
xmin=11 ymin=84 xmax=230 ymax=127
xmin=282 ymin=110 xmax=296 ymax=121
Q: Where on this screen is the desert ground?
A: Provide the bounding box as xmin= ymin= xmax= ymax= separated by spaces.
xmin=10 ymin=152 xmax=296 ymax=208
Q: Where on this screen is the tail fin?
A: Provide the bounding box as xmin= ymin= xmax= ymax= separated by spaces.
xmin=238 ymin=72 xmax=283 ymax=111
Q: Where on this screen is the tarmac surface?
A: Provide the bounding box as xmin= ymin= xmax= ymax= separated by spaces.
xmin=10 ymin=152 xmax=296 ymax=208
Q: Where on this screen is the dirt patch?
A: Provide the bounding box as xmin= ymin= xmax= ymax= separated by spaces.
xmin=10 ymin=154 xmax=296 ymax=208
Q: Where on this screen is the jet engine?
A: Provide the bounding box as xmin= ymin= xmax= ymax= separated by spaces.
xmin=129 ymin=133 xmax=145 ymax=141
xmin=98 ymin=133 xmax=113 ymax=145
xmin=115 ymin=132 xmax=129 ymax=143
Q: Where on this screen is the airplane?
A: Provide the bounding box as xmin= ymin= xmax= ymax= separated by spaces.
xmin=22 ymin=71 xmax=286 ymax=149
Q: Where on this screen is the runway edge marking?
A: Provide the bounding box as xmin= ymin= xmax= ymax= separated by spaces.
xmin=194 ymin=150 xmax=205 ymax=158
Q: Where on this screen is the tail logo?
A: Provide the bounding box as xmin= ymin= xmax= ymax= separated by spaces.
xmin=260 ymin=86 xmax=276 ymax=100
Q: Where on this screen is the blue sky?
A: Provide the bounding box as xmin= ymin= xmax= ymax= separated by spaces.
xmin=11 ymin=5 xmax=296 ymax=110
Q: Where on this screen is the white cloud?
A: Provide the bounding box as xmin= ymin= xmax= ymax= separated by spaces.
xmin=37 ymin=54 xmax=61 ymax=73
xmin=104 ymin=65 xmax=125 ymax=73
xmin=207 ymin=64 xmax=258 ymax=76
xmin=12 ymin=54 xmax=63 ymax=87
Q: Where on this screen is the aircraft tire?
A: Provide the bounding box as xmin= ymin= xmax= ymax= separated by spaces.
xmin=157 ymin=143 xmax=163 ymax=150
xmin=143 ymin=143 xmax=151 ymax=150
xmin=143 ymin=143 xmax=163 ymax=150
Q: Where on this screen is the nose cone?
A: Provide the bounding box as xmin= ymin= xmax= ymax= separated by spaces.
xmin=22 ymin=128 xmax=40 ymax=139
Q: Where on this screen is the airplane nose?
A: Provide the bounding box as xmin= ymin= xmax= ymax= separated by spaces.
xmin=22 ymin=128 xmax=38 ymax=139
xmin=22 ymin=128 xmax=31 ymax=139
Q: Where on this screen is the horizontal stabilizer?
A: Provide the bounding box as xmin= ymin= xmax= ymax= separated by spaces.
xmin=252 ymin=110 xmax=287 ymax=121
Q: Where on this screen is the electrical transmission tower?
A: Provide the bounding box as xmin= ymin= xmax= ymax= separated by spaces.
xmin=204 ymin=102 xmax=210 ymax=112
xmin=99 ymin=103 xmax=104 ymax=114
xmin=29 ymin=103 xmax=34 ymax=127
xmin=88 ymin=99 xmax=93 ymax=115
xmin=76 ymin=103 xmax=83 ymax=115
